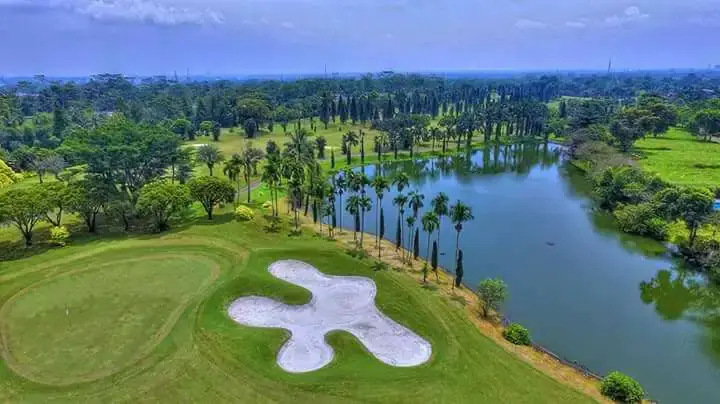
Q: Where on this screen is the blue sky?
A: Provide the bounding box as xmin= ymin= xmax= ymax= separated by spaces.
xmin=0 ymin=0 xmax=718 ymax=76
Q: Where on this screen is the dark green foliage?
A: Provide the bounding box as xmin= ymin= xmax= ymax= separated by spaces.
xmin=395 ymin=215 xmax=402 ymax=249
xmin=243 ymin=118 xmax=259 ymax=138
xmin=188 ymin=176 xmax=235 ymax=220
xmin=614 ymin=203 xmax=668 ymax=240
xmin=0 ymin=184 xmax=50 ymax=246
xmin=477 ymin=277 xmax=509 ymax=318
xmin=315 ymin=136 xmax=327 ymax=159
xmin=600 ymin=372 xmax=645 ymax=403
xmin=503 ymin=323 xmax=531 ymax=346
xmin=136 ymin=181 xmax=192 ymax=232
xmin=360 ymin=133 xmax=365 ymax=164
xmin=379 ymin=208 xmax=385 ymax=239
xmin=455 ymin=249 xmax=464 ymax=288
xmin=413 ymin=228 xmax=420 ymax=259
xmin=330 ymin=148 xmax=335 ymax=168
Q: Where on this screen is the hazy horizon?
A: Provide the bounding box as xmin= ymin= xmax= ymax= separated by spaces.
xmin=1 ymin=0 xmax=719 ymax=76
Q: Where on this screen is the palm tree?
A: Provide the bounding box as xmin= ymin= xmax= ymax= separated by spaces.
xmin=223 ymin=154 xmax=243 ymax=205
xmin=345 ymin=131 xmax=360 ymax=164
xmin=335 ymin=172 xmax=347 ymax=232
xmin=240 ymin=143 xmax=265 ymax=204
xmin=287 ymin=160 xmax=305 ymax=232
xmin=315 ymin=136 xmax=327 ymax=159
xmin=393 ymin=172 xmax=409 ymax=193
xmin=392 ymin=193 xmax=408 ymax=252
xmin=197 ymin=144 xmax=223 ymax=176
xmin=407 ymin=190 xmax=425 ymax=260
xmin=286 ymin=127 xmax=314 ymax=166
xmin=358 ymin=195 xmax=372 ymax=248
xmin=348 ymin=170 xmax=368 ymax=196
xmin=449 ymin=200 xmax=474 ymax=265
xmin=431 ymin=192 xmax=450 ymax=255
xmin=346 ymin=195 xmax=361 ymax=242
xmin=406 ymin=216 xmax=416 ymax=261
xmin=421 ymin=211 xmax=439 ymax=283
xmin=262 ymin=156 xmax=282 ymax=216
xmin=374 ymin=133 xmax=389 ymax=165
xmin=408 ymin=190 xmax=425 ymax=219
xmin=371 ymin=175 xmax=390 ymax=251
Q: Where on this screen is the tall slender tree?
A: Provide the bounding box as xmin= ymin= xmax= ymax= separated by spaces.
xmin=431 ymin=192 xmax=450 ymax=254
xmin=346 ymin=195 xmax=361 ymax=242
xmin=371 ymin=175 xmax=390 ymax=250
xmin=408 ymin=190 xmax=425 ymax=260
xmin=421 ymin=211 xmax=439 ymax=282
xmin=393 ymin=193 xmax=408 ymax=251
xmin=345 ymin=131 xmax=359 ymax=164
xmin=223 ymin=154 xmax=242 ymax=205
xmin=449 ymin=201 xmax=474 ymax=271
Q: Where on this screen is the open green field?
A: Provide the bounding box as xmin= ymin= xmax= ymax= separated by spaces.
xmin=186 ymin=119 xmax=384 ymax=164
xmin=0 ymin=209 xmax=594 ymax=403
xmin=634 ymin=128 xmax=720 ymax=189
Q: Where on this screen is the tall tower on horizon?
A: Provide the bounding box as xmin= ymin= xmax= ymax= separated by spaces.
xmin=608 ymin=58 xmax=612 ymax=74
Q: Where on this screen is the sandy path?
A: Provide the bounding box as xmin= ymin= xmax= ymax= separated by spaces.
xmin=227 ymin=260 xmax=432 ymax=373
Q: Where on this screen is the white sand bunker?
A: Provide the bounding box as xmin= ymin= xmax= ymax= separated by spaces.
xmin=227 ymin=260 xmax=432 ymax=373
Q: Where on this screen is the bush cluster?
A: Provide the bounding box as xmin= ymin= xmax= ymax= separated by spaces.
xmin=49 ymin=226 xmax=70 ymax=247
xmin=614 ymin=202 xmax=667 ymax=239
xmin=600 ymin=371 xmax=644 ymax=403
xmin=502 ymin=323 xmax=531 ymax=346
xmin=235 ymin=205 xmax=255 ymax=221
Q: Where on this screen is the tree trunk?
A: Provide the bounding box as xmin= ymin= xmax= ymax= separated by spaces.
xmin=455 ymin=230 xmax=460 ymax=262
xmin=207 ymin=208 xmax=213 ymax=220
xmin=360 ymin=210 xmax=364 ymax=248
xmin=247 ymin=180 xmax=252 ymax=204
xmin=23 ymin=231 xmax=33 ymax=247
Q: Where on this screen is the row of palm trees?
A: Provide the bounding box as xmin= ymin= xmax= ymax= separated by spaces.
xmin=247 ymin=125 xmax=476 ymax=286
xmin=330 ymin=168 xmax=474 ymax=285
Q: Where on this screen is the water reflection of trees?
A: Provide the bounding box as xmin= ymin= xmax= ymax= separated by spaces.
xmin=375 ymin=143 xmax=561 ymax=183
xmin=640 ymin=269 xmax=720 ymax=366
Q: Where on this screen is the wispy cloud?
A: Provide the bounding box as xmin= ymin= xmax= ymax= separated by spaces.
xmin=0 ymin=0 xmax=224 ymax=26
xmin=605 ymin=6 xmax=649 ymax=27
xmin=280 ymin=21 xmax=294 ymax=29
xmin=515 ymin=18 xmax=546 ymax=29
xmin=565 ymin=21 xmax=586 ymax=29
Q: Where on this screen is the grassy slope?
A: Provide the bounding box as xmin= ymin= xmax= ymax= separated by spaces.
xmin=634 ymin=127 xmax=720 ymax=189
xmin=0 ymin=209 xmax=595 ymax=403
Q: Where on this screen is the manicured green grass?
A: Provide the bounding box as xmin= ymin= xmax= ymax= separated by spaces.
xmin=634 ymin=128 xmax=720 ymax=189
xmin=0 ymin=209 xmax=594 ymax=403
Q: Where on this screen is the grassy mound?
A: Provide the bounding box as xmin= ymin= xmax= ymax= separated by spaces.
xmin=0 ymin=215 xmax=593 ymax=403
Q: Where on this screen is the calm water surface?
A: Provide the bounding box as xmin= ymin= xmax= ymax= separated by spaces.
xmin=335 ymin=144 xmax=720 ymax=404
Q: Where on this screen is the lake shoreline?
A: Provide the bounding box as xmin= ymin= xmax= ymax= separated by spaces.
xmin=303 ymin=222 xmax=615 ymax=403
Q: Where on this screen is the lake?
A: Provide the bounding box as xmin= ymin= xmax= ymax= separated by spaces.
xmin=335 ymin=143 xmax=720 ymax=404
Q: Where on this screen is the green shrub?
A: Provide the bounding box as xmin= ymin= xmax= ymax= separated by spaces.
xmin=345 ymin=247 xmax=369 ymax=260
xmin=235 ymin=205 xmax=255 ymax=221
xmin=614 ymin=202 xmax=667 ymax=240
xmin=262 ymin=201 xmax=273 ymax=210
xmin=503 ymin=323 xmax=531 ymax=346
xmin=50 ymin=226 xmax=70 ymax=247
xmin=600 ymin=371 xmax=644 ymax=403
